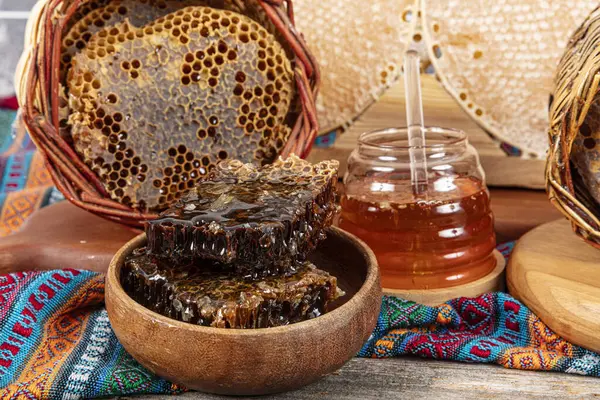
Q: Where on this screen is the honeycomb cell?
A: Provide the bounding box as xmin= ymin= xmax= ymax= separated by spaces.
xmin=68 ymin=4 xmax=295 ymax=211
xmin=62 ymin=0 xmax=195 ymax=85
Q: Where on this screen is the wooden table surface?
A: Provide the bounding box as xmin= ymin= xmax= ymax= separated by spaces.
xmin=112 ymin=189 xmax=600 ymax=399
xmin=117 ymin=358 xmax=600 ymax=400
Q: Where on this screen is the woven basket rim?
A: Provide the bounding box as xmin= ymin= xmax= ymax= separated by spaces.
xmin=546 ymin=4 xmax=600 ymax=247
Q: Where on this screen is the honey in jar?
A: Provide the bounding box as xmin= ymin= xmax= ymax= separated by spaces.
xmin=339 ymin=127 xmax=496 ymax=290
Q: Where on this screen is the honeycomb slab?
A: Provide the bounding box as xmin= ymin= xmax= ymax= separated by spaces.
xmin=122 ymin=248 xmax=343 ymax=328
xmin=146 ymin=156 xmax=339 ymax=273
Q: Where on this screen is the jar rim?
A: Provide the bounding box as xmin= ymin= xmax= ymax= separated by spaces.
xmin=358 ymin=127 xmax=467 ymax=149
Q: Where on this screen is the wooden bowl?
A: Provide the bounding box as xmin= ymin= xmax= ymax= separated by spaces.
xmin=105 ymin=227 xmax=381 ymax=395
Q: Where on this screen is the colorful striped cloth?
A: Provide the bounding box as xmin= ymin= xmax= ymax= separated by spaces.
xmin=0 ymin=106 xmax=599 ymax=399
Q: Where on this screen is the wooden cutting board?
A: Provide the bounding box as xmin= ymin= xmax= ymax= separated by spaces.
xmin=307 ymin=75 xmax=546 ymax=189
xmin=0 ymin=201 xmax=139 ymax=274
xmin=507 ymin=219 xmax=600 ymax=353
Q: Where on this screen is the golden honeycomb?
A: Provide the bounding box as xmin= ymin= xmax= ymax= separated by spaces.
xmin=294 ymin=0 xmax=413 ymax=134
xmin=66 ymin=5 xmax=295 ymax=211
xmin=570 ymin=100 xmax=600 ymax=206
xmin=422 ymin=0 xmax=599 ymax=158
xmin=61 ymin=0 xmax=194 ymax=77
xmin=59 ymin=0 xmax=195 ymax=140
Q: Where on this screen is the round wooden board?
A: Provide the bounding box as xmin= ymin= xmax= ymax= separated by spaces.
xmin=507 ymin=219 xmax=600 ymax=353
xmin=384 ymin=249 xmax=506 ymax=305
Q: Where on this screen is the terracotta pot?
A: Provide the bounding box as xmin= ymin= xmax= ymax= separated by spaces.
xmin=105 ymin=227 xmax=381 ymax=395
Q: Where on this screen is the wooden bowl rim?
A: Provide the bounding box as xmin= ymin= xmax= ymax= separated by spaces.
xmin=107 ymin=226 xmax=379 ymax=336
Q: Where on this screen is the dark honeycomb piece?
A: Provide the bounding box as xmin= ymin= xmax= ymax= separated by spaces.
xmin=66 ymin=4 xmax=295 ymax=211
xmin=121 ymin=248 xmax=343 ymax=328
xmin=146 ymin=156 xmax=339 ymax=270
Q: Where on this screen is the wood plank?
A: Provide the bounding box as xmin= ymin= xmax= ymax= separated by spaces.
xmin=112 ymin=358 xmax=600 ymax=399
xmin=308 ymin=75 xmax=546 ymax=189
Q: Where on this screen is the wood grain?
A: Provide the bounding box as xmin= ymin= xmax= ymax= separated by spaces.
xmin=307 ymin=75 xmax=546 ymax=189
xmin=111 ymin=358 xmax=600 ymax=399
xmin=507 ymin=219 xmax=600 ymax=353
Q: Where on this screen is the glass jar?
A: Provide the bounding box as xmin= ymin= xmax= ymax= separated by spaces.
xmin=338 ymin=127 xmax=496 ymax=290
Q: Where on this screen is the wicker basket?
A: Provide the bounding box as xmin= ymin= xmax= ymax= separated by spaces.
xmin=547 ymin=5 xmax=600 ymax=247
xmin=15 ymin=0 xmax=319 ymax=226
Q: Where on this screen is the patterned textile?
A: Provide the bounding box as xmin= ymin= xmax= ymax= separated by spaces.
xmin=360 ymin=242 xmax=600 ymax=376
xmin=360 ymin=295 xmax=600 ymax=376
xmin=0 ymin=270 xmax=181 ymax=398
xmin=0 ymin=105 xmax=599 ymax=399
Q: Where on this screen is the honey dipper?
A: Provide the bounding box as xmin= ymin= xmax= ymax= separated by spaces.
xmin=0 ymin=201 xmax=138 ymax=274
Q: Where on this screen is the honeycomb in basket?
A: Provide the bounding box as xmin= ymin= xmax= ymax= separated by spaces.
xmin=66 ymin=5 xmax=295 ymax=211
xmin=59 ymin=0 xmax=245 ymax=137
xmin=146 ymin=155 xmax=340 ymax=274
xmin=570 ymin=100 xmax=600 ymax=205
xmin=61 ymin=0 xmax=196 ymax=79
